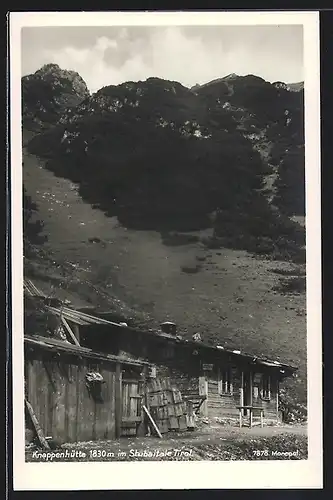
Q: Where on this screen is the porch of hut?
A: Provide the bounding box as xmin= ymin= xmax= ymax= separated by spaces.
xmin=195 ymin=358 xmax=286 ymax=427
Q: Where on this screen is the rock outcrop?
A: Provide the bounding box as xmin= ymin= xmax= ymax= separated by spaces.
xmin=22 ymin=63 xmax=90 ymax=130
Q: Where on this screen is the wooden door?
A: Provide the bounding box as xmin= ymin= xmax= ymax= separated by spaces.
xmin=121 ymin=379 xmax=143 ymax=436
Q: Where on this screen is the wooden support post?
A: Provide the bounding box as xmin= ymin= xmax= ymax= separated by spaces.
xmin=217 ymin=367 xmax=222 ymax=395
xmin=115 ymin=362 xmax=122 ymax=439
xmin=25 ymin=398 xmax=50 ymax=450
xmin=239 ymin=408 xmax=242 ymax=428
xmin=260 ymin=410 xmax=264 ymax=428
xmin=143 ymin=405 xmax=163 ymax=439
xmin=61 ymin=317 xmax=80 ymax=346
xmin=240 ymin=371 xmax=244 ymax=415
xmin=249 ymin=372 xmax=253 ymax=407
xmin=199 ymin=375 xmax=208 ymax=417
xmin=186 ymin=400 xmax=195 ymax=429
xmin=137 ymin=365 xmax=148 ymax=437
xmin=249 ymin=409 xmax=253 ymax=428
xmin=72 ymin=324 xmax=80 ymax=344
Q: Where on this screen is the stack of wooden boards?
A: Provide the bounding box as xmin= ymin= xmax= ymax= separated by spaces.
xmin=146 ymin=378 xmax=188 ymax=434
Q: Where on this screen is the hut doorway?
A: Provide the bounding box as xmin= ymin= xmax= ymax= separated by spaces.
xmin=121 ymin=378 xmax=144 ymax=436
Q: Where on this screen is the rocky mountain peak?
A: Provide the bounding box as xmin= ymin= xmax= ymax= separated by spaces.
xmin=34 ymin=62 xmax=90 ymax=99
xmin=222 ymin=73 xmax=238 ymax=80
xmin=22 ymin=63 xmax=90 ymax=130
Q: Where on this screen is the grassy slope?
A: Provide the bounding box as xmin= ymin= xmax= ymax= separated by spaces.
xmin=23 ymin=139 xmax=306 ymax=403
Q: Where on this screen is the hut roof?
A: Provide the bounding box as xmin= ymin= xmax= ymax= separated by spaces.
xmin=24 ymin=279 xmax=298 ymax=375
xmin=24 ymin=335 xmax=151 ymax=367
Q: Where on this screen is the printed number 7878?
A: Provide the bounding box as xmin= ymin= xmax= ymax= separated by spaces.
xmin=253 ymin=450 xmax=269 ymax=457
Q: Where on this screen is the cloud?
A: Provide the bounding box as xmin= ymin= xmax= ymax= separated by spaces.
xmin=22 ymin=25 xmax=303 ymax=93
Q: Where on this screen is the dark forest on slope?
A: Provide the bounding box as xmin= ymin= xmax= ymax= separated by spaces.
xmin=24 ymin=65 xmax=305 ymax=262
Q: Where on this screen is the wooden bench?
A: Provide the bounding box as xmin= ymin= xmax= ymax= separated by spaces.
xmin=237 ymin=405 xmax=265 ymax=428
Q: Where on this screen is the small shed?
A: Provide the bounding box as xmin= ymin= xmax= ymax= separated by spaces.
xmin=24 ymin=335 xmax=150 ymax=444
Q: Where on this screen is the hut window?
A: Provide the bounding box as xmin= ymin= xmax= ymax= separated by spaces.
xmin=261 ymin=374 xmax=271 ymax=400
xmin=218 ymin=367 xmax=233 ymax=395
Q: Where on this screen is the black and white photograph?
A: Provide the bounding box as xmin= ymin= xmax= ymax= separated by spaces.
xmin=9 ymin=11 xmax=322 ymax=490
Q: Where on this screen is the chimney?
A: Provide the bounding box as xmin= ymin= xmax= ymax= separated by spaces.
xmin=160 ymin=322 xmax=177 ymax=335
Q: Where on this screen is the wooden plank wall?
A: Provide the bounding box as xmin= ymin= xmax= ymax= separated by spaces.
xmin=115 ymin=331 xmax=199 ymax=402
xmin=91 ymin=326 xmax=280 ymax=423
xmin=156 ymin=360 xmax=242 ymax=418
xmin=157 ymin=367 xmax=199 ymax=398
xmin=155 ymin=349 xmax=200 ymax=400
xmin=155 ymin=359 xmax=280 ymax=421
xmin=206 ymin=366 xmax=241 ymax=418
xmin=25 ymin=350 xmax=117 ymax=444
xmin=206 ymin=366 xmax=279 ymax=420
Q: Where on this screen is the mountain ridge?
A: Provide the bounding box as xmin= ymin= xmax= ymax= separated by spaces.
xmin=191 ymin=74 xmax=304 ymax=93
xmin=24 ymin=65 xmax=305 ymax=233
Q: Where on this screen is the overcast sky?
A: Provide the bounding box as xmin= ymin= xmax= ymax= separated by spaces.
xmin=21 ymin=25 xmax=303 ymax=93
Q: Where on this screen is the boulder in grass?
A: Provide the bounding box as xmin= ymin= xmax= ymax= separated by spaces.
xmin=181 ymin=263 xmax=202 ymax=274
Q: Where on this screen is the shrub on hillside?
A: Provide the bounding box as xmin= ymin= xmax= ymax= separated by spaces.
xmin=23 ymin=188 xmax=47 ymax=256
xmin=272 ymin=276 xmax=306 ymax=294
xmin=181 ymin=263 xmax=202 ymax=274
xmin=161 ymin=232 xmax=200 ymax=246
xmin=270 ymin=266 xmax=305 ymax=276
xmin=211 ymin=202 xmax=305 ymax=262
xmin=273 ymin=146 xmax=305 ymax=216
xmin=279 ymin=388 xmax=307 ymax=423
